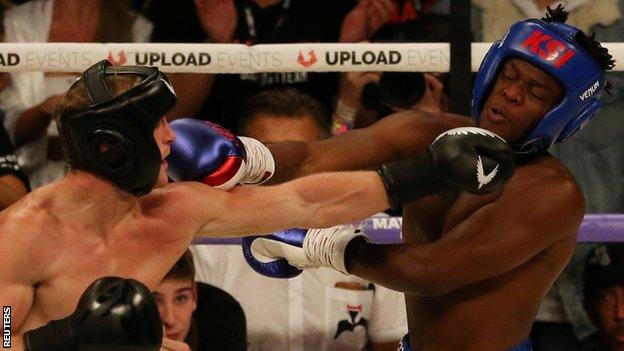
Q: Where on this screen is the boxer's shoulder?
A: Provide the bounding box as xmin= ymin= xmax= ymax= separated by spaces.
xmin=0 ymin=196 xmax=55 ymax=281
xmin=137 ymin=181 xmax=227 ymax=231
xmin=0 ymin=191 xmax=55 ymax=234
xmin=513 ymin=154 xmax=581 ymax=195
xmin=483 ymin=154 xmax=585 ymax=227
xmin=141 ymin=181 xmax=225 ymax=210
xmin=439 ymin=112 xmax=477 ymax=129
xmin=448 ymin=153 xmax=583 ymax=228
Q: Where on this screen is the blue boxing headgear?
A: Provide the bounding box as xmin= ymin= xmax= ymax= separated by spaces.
xmin=58 ymin=60 xmax=176 ymax=196
xmin=472 ymin=19 xmax=605 ymax=154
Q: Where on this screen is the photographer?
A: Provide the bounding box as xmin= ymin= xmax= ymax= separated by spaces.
xmin=331 ymin=13 xmax=454 ymax=134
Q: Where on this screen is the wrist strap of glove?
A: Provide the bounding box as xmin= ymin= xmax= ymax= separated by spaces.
xmin=377 ymin=151 xmax=441 ymax=210
xmin=303 ymin=226 xmax=370 ymax=275
xmin=24 ymin=317 xmax=76 ymax=351
xmin=239 ymin=137 xmax=275 ymax=185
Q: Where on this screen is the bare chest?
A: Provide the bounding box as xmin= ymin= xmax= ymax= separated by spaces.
xmin=22 ymin=229 xmax=179 ymax=332
xmin=402 ymin=191 xmax=498 ymax=242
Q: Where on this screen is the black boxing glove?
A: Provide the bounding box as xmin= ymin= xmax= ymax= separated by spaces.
xmin=378 ymin=127 xmax=515 ymax=209
xmin=24 ymin=277 xmax=162 ymax=351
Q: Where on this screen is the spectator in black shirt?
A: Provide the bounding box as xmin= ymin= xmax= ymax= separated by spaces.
xmin=0 ymin=122 xmax=28 ymax=210
xmin=154 ymin=249 xmax=246 ymax=351
xmin=581 ymin=244 xmax=624 ymax=351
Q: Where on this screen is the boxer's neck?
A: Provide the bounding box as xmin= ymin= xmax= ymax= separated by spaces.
xmin=58 ymin=171 xmax=137 ymax=229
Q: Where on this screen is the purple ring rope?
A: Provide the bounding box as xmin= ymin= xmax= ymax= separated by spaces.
xmin=192 ymin=214 xmax=624 ymax=245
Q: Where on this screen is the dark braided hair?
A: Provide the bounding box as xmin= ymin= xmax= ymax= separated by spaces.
xmin=542 ymin=5 xmax=616 ymax=72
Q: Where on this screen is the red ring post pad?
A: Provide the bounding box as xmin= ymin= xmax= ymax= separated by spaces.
xmin=192 ymin=214 xmax=624 ymax=244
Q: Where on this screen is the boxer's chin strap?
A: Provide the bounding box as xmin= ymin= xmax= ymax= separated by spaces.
xmin=302 ymin=226 xmax=370 ymax=275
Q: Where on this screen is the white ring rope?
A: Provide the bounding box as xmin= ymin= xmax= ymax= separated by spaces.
xmin=1 ymin=42 xmax=623 ymax=73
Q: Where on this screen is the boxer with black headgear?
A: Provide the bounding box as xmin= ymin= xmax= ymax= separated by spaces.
xmin=0 ymin=55 xmax=513 ymax=351
xmin=239 ymin=6 xmax=614 ymax=351
xmin=57 ymin=60 xmax=176 ymax=196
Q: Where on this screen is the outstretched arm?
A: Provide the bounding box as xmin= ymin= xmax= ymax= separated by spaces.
xmin=168 ymin=126 xmax=514 ymax=238
xmin=174 ymin=170 xmax=389 ymax=237
xmin=267 ymin=110 xmax=471 ymax=183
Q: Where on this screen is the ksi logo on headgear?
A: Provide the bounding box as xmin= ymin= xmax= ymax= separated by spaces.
xmin=522 ymin=30 xmax=575 ymax=68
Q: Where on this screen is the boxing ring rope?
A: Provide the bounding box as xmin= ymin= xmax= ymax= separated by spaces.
xmin=1 ymin=42 xmax=624 ymax=73
xmin=0 ymin=43 xmax=621 ymax=243
xmin=192 ymin=214 xmax=624 ymax=245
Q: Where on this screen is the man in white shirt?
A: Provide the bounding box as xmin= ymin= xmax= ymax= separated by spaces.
xmin=193 ymin=89 xmax=407 ymax=351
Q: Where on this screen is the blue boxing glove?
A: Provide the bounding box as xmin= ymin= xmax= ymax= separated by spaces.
xmin=168 ymin=118 xmax=274 ymax=189
xmin=242 ymin=226 xmax=370 ymax=278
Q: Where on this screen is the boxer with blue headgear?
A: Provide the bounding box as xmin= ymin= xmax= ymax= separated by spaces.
xmin=472 ymin=6 xmax=614 ymax=155
xmin=229 ymin=6 xmax=615 ymax=351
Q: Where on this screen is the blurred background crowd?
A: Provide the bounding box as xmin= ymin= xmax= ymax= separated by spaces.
xmin=0 ymin=0 xmax=623 ymax=350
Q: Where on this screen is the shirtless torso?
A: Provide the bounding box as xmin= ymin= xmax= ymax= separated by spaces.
xmin=1 ymin=160 xmax=390 ymax=350
xmin=2 ymin=175 xmax=195 ymax=337
xmin=402 ymin=154 xmax=581 ymax=350
xmin=268 ymin=110 xmax=585 ymax=351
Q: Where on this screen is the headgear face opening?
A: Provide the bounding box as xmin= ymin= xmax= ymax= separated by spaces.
xmin=472 ymin=19 xmax=605 ymax=155
xmin=58 ymin=60 xmax=177 ymax=196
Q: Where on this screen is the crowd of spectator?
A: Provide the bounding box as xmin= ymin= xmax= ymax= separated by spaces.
xmin=0 ymin=0 xmax=622 ymax=350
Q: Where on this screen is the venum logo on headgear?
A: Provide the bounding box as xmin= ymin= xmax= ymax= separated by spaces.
xmin=580 ymin=81 xmax=600 ymax=101
xmin=522 ymin=30 xmax=575 ymax=68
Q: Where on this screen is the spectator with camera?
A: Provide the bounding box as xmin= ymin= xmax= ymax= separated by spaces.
xmin=331 ymin=13 xmax=454 ymax=134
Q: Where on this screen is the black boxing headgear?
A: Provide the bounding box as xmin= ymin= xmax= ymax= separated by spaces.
xmin=58 ymin=60 xmax=176 ymax=196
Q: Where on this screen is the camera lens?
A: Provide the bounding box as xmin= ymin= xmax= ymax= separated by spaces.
xmin=379 ymin=72 xmax=426 ymax=110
